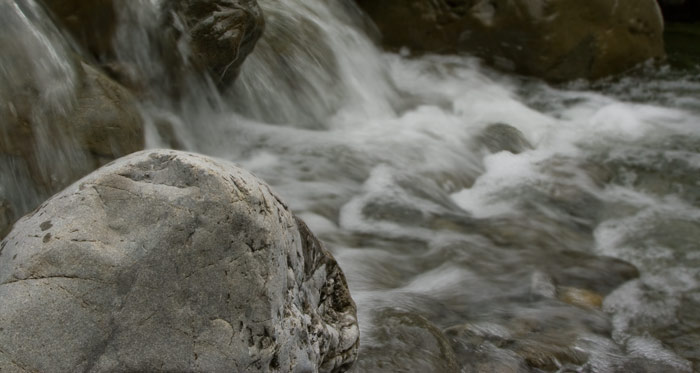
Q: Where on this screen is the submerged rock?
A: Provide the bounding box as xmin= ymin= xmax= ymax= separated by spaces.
xmin=162 ymin=0 xmax=265 ymax=90
xmin=354 ymin=309 xmax=459 ymax=372
xmin=355 ymin=0 xmax=665 ymax=81
xmin=0 ymin=150 xmax=359 ymax=372
xmin=476 ymin=123 xmax=533 ymax=154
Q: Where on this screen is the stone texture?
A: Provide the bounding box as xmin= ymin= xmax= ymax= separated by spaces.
xmin=355 ymin=0 xmax=665 ymax=81
xmin=0 ymin=150 xmax=359 ymax=372
xmin=162 ymin=0 xmax=265 ymax=90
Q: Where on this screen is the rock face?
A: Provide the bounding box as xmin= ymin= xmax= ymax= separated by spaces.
xmin=355 ymin=0 xmax=665 ymax=81
xmin=0 ymin=150 xmax=359 ymax=372
xmin=162 ymin=0 xmax=265 ymax=89
xmin=41 ymin=0 xmax=118 ymax=59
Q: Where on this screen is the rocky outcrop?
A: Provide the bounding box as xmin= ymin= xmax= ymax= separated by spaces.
xmin=0 ymin=150 xmax=359 ymax=372
xmin=355 ymin=0 xmax=665 ymax=81
xmin=41 ymin=0 xmax=118 ymax=59
xmin=162 ymin=0 xmax=265 ymax=90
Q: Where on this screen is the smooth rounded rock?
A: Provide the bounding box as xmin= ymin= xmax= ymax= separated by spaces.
xmin=0 ymin=150 xmax=359 ymax=372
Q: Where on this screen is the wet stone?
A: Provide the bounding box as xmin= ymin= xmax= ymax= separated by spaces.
xmin=0 ymin=200 xmax=11 ymax=240
xmin=353 ymin=309 xmax=459 ymax=373
xmin=476 ymin=123 xmax=533 ymax=155
xmin=0 ymin=150 xmax=359 ymax=372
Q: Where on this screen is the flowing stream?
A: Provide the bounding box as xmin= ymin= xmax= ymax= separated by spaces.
xmin=3 ymin=0 xmax=700 ymax=371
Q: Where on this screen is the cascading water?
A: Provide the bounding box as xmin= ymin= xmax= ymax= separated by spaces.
xmin=0 ymin=0 xmax=86 ymax=223
xmin=4 ymin=0 xmax=700 ymax=370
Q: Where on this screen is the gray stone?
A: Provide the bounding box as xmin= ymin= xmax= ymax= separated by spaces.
xmin=0 ymin=150 xmax=359 ymax=372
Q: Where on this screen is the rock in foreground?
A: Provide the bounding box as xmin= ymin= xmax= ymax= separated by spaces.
xmin=0 ymin=150 xmax=359 ymax=372
xmin=355 ymin=0 xmax=665 ymax=81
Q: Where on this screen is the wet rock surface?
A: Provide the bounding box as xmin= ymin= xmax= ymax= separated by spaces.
xmin=162 ymin=0 xmax=265 ymax=90
xmin=353 ymin=309 xmax=459 ymax=372
xmin=476 ymin=123 xmax=533 ymax=155
xmin=0 ymin=199 xmax=11 ymax=240
xmin=355 ymin=0 xmax=665 ymax=81
xmin=41 ymin=0 xmax=118 ymax=59
xmin=0 ymin=150 xmax=359 ymax=372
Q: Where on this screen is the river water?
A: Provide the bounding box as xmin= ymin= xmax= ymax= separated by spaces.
xmin=4 ymin=0 xmax=700 ymax=371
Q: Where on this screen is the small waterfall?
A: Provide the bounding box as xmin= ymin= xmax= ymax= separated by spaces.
xmin=0 ymin=0 xmax=87 ymax=219
xmin=229 ymin=0 xmax=399 ymax=128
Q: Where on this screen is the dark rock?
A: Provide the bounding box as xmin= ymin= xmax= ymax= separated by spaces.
xmin=41 ymin=0 xmax=118 ymax=59
xmin=0 ymin=199 xmax=11 ymax=240
xmin=0 ymin=150 xmax=359 ymax=372
xmin=476 ymin=123 xmax=533 ymax=154
xmin=355 ymin=0 xmax=665 ymax=81
xmin=354 ymin=309 xmax=459 ymax=372
xmin=162 ymin=0 xmax=264 ymax=90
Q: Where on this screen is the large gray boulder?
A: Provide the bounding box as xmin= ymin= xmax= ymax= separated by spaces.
xmin=355 ymin=0 xmax=665 ymax=81
xmin=0 ymin=150 xmax=359 ymax=372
